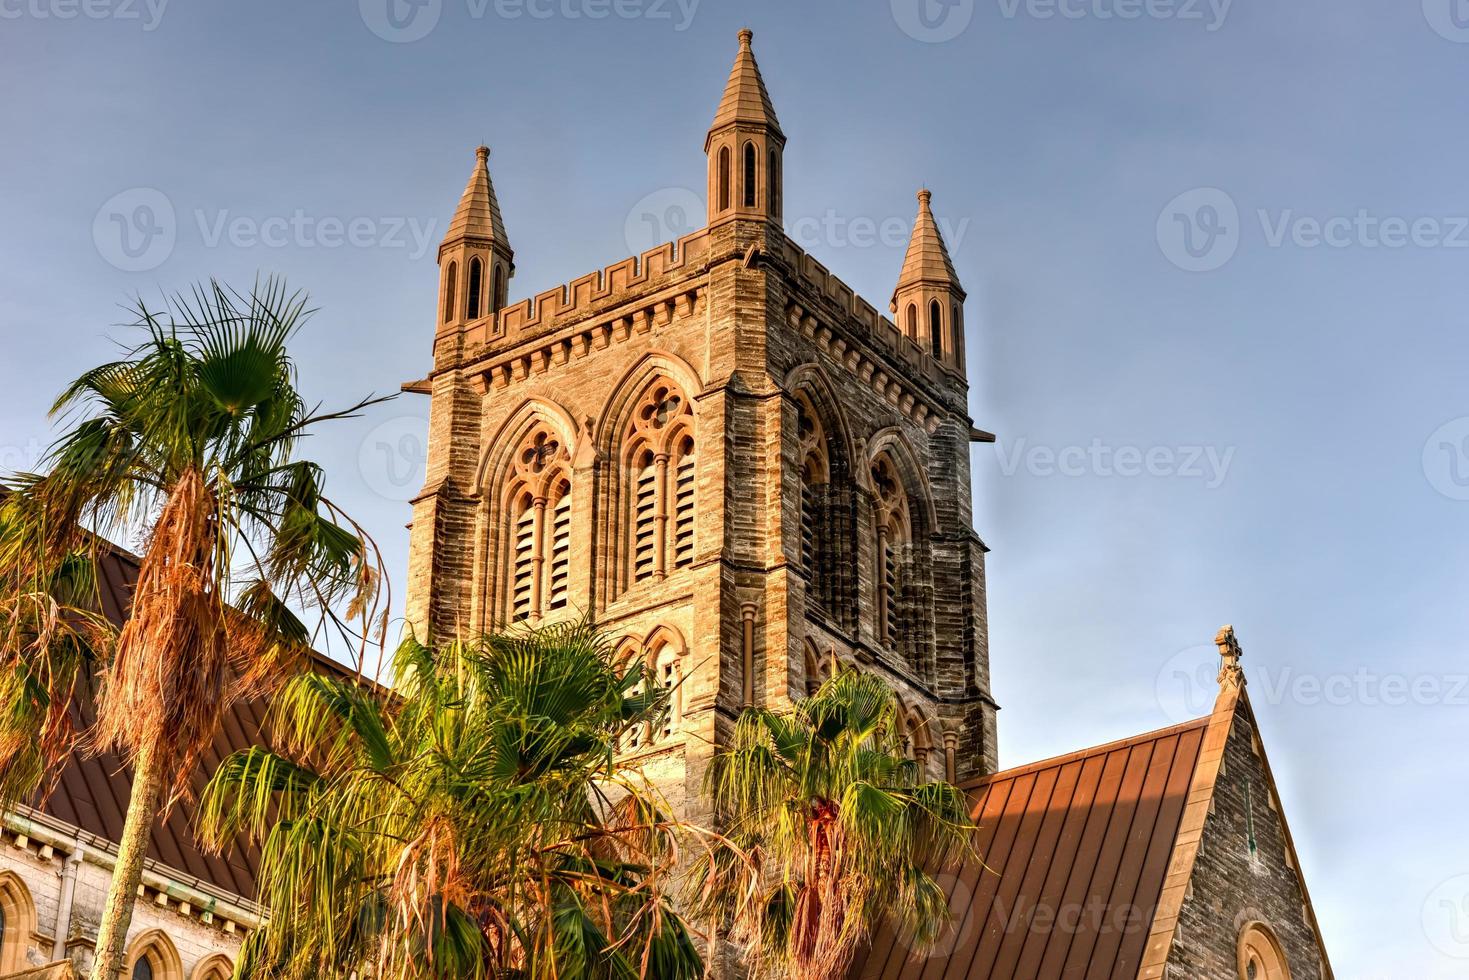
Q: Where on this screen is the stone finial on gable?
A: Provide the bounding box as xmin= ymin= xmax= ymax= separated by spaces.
xmin=1216 ymin=624 xmax=1244 ymax=689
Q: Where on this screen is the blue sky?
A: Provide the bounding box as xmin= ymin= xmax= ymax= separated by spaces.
xmin=2 ymin=0 xmax=1466 ymax=975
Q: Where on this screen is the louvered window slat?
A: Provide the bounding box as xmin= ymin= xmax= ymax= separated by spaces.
xmin=800 ymin=481 xmax=816 ymax=572
xmin=883 ymin=541 xmax=899 ymax=648
xmin=633 ymin=465 xmax=658 ymax=582
xmin=673 ymin=454 xmax=696 ymax=568
xmin=511 ymin=504 xmax=536 ymax=621
xmin=547 ymin=493 xmax=571 ymax=610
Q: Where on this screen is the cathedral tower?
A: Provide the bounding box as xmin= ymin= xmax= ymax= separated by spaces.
xmin=405 ymin=32 xmax=999 ymax=814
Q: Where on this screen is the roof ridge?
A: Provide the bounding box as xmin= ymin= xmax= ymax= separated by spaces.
xmin=960 ymin=715 xmax=1210 ymax=789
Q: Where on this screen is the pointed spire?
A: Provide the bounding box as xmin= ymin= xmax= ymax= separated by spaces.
xmin=444 ymin=144 xmax=508 ymax=246
xmin=707 ymin=28 xmax=782 ymax=147
xmin=893 ymin=188 xmax=961 ymax=303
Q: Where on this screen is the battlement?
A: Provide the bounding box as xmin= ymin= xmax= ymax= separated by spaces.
xmin=774 ymin=236 xmax=962 ymax=394
xmin=459 ymin=229 xmax=711 ymax=352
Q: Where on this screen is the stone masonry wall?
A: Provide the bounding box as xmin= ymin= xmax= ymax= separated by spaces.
xmin=1167 ymin=699 xmax=1331 ymax=979
xmin=0 ymin=835 xmax=243 ymax=978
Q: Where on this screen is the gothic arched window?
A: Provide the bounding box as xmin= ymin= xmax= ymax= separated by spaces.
xmin=871 ymin=453 xmax=913 ymax=654
xmin=796 ymin=391 xmax=830 ymax=584
xmin=769 ymin=149 xmax=780 ymax=217
xmin=466 ymin=256 xmax=484 ymax=319
xmin=743 ymin=141 xmax=757 ymax=208
xmin=618 ymin=629 xmax=686 ymax=750
xmin=803 ymin=642 xmax=835 ymax=696
xmin=718 ymin=146 xmax=731 ymax=212
xmin=1237 ymin=923 xmax=1292 ymax=980
xmin=502 ymin=424 xmax=572 ymax=623
xmin=125 ymin=931 xmax=181 ymax=980
xmin=0 ymin=873 xmax=36 ymax=975
xmin=622 ymin=379 xmax=695 ymax=591
xmin=929 ymin=299 xmax=944 ymax=358
xmin=189 ymin=956 xmax=234 ymax=980
xmin=905 ymin=303 xmax=918 ymax=342
xmin=492 ymin=262 xmax=507 ymax=316
xmin=442 ymin=261 xmax=457 ymax=324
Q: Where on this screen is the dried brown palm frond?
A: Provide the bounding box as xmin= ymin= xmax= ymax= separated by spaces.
xmin=0 ymin=277 xmax=391 ymax=980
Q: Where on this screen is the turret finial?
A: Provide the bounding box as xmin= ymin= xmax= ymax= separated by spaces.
xmin=476 ymin=144 xmax=490 ymax=163
xmin=738 ymin=27 xmax=753 ymax=48
xmin=1215 ymin=625 xmax=1244 ymax=689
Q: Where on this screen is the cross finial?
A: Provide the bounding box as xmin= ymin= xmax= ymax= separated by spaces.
xmin=1215 ymin=624 xmax=1244 ymax=689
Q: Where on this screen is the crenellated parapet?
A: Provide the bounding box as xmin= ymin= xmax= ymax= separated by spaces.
xmin=445 ymin=230 xmax=711 ymax=367
xmin=772 ymin=235 xmax=969 ymax=421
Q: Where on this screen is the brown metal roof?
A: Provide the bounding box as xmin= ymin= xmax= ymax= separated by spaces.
xmin=855 ymin=717 xmax=1210 ymax=980
xmin=28 ymin=542 xmax=347 ymax=902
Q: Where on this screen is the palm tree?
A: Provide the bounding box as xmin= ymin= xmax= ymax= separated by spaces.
xmin=197 ymin=622 xmax=704 ymax=980
xmin=0 ymin=278 xmax=386 ymax=980
xmin=691 ymin=667 xmax=976 ymax=980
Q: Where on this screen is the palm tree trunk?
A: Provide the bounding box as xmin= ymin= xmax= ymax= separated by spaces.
xmin=90 ymin=738 xmax=165 ymax=980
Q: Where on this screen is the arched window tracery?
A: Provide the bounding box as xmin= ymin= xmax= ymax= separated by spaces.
xmin=796 ymin=392 xmax=830 ymax=582
xmin=871 ymin=452 xmax=913 ymax=655
xmin=621 ymin=378 xmax=696 ymax=592
xmin=618 ymin=629 xmax=687 ymax=750
xmin=501 ymin=423 xmax=572 ymax=623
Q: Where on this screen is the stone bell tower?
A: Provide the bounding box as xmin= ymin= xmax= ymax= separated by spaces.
xmin=406 ymin=30 xmax=999 ymax=814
